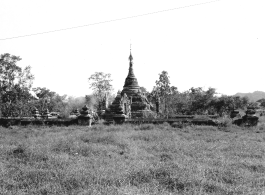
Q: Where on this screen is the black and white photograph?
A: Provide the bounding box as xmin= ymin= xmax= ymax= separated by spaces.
xmin=1 ymin=0 xmax=265 ymax=194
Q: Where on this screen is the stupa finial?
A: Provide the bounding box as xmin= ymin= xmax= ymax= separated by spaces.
xmin=129 ymin=45 xmax=133 ymax=67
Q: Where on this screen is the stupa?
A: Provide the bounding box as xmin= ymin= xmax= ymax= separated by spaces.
xmin=121 ymin=50 xmax=140 ymax=96
xmin=77 ymin=105 xmax=94 ymax=126
xmin=233 ymin=105 xmax=259 ymax=126
xmin=32 ymin=107 xmax=41 ymax=119
xmin=242 ymin=105 xmax=259 ymax=126
xmin=69 ymin=109 xmax=80 ymax=118
xmin=105 ymin=48 xmax=154 ymax=123
xmin=42 ymin=109 xmax=52 ymax=119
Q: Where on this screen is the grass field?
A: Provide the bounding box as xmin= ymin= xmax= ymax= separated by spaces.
xmin=1 ymin=122 xmax=265 ymax=194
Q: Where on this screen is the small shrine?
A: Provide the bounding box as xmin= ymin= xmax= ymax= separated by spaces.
xmin=105 ymin=48 xmax=154 ymax=123
xmin=78 ymin=105 xmax=93 ymax=126
xmin=233 ymin=105 xmax=259 ymax=126
xmin=42 ymin=109 xmax=52 ymax=119
xmin=69 ymin=109 xmax=80 ymax=118
xmin=245 ymin=106 xmax=256 ymax=117
xmin=32 ymin=107 xmax=41 ymax=118
xmin=230 ymin=109 xmax=240 ymax=119
xmin=77 ymin=105 xmax=98 ymax=126
xmin=104 ymin=91 xmax=131 ymax=123
xmin=242 ymin=106 xmax=259 ymax=126
xmin=73 ymin=108 xmax=80 ymax=116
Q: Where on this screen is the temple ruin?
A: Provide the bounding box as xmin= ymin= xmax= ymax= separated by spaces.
xmin=104 ymin=49 xmax=155 ymax=123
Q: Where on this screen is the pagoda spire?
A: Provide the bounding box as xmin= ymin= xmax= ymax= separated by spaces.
xmin=128 ymin=46 xmax=135 ymax=77
xmin=122 ymin=46 xmax=140 ymax=96
xmin=129 ymin=44 xmax=133 ymax=68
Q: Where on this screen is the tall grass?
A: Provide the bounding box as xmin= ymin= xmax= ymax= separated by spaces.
xmin=1 ymin=124 xmax=265 ymax=194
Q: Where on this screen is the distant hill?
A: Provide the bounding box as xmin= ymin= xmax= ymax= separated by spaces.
xmin=234 ymin=91 xmax=265 ymax=102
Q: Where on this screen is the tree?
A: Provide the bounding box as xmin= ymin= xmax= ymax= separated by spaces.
xmin=187 ymin=87 xmax=217 ymax=114
xmin=153 ymin=71 xmax=173 ymax=117
xmin=165 ymin=87 xmax=217 ymax=115
xmin=170 ymin=90 xmax=190 ymax=115
xmin=32 ymin=87 xmax=55 ymax=112
xmin=0 ymin=53 xmax=34 ymax=91
xmin=59 ymin=96 xmax=88 ymax=118
xmin=32 ymin=87 xmax=67 ymax=114
xmin=233 ymin=96 xmax=249 ymax=110
xmin=210 ymin=95 xmax=249 ymax=116
xmin=88 ymin=72 xmax=113 ymax=111
xmin=140 ymin=86 xmax=148 ymax=93
xmin=0 ymin=53 xmax=34 ymax=117
xmin=85 ymin=95 xmax=97 ymax=110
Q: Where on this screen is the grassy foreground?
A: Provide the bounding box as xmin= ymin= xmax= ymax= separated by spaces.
xmin=1 ymin=123 xmax=265 ymax=195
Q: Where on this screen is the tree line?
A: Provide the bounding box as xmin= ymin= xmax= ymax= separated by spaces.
xmin=0 ymin=53 xmax=95 ymax=117
xmin=144 ymin=71 xmax=251 ymax=117
xmin=0 ymin=53 xmax=257 ymax=118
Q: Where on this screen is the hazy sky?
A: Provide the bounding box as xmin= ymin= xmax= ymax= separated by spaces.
xmin=0 ymin=0 xmax=264 ymax=97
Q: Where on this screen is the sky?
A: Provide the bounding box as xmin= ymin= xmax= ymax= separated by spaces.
xmin=0 ymin=0 xmax=264 ymax=97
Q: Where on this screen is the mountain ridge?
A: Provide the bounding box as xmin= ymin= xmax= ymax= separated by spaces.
xmin=234 ymin=91 xmax=265 ymax=102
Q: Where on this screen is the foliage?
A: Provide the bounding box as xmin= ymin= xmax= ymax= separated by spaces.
xmin=153 ymin=86 xmax=217 ymax=116
xmin=152 ymin=71 xmax=178 ymax=117
xmin=0 ymin=53 xmax=34 ymax=91
xmin=32 ymin=87 xmax=67 ymax=114
xmin=82 ymin=94 xmax=97 ymax=111
xmin=0 ymin=54 xmax=112 ymax=118
xmin=88 ymin=72 xmax=113 ymax=111
xmin=176 ymin=87 xmax=218 ymax=115
xmin=139 ymin=86 xmax=147 ymax=93
xmin=151 ymin=74 xmax=250 ymax=116
xmin=155 ymin=71 xmax=171 ymax=98
xmin=0 ymin=53 xmax=255 ymax=119
xmin=1 ymin=86 xmax=35 ymax=117
xmin=67 ymin=96 xmax=86 ymax=110
xmin=212 ymin=95 xmax=249 ymax=116
xmin=0 ymin=53 xmax=35 ymax=117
